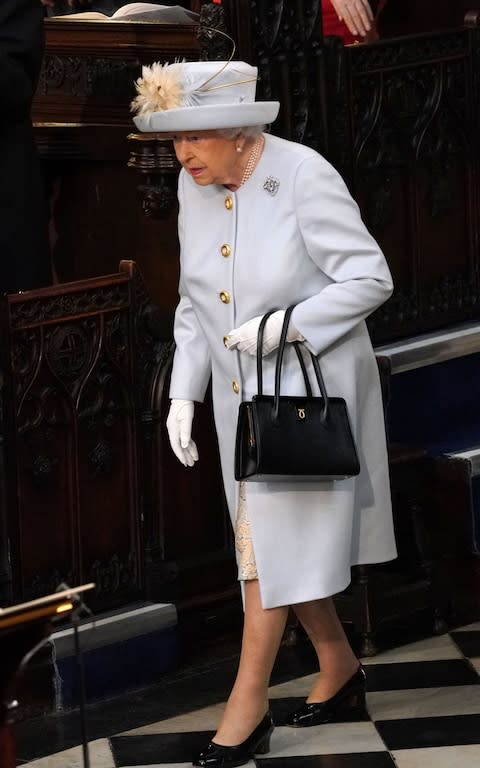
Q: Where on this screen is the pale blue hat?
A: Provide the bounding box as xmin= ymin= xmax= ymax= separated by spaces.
xmin=132 ymin=60 xmax=280 ymax=132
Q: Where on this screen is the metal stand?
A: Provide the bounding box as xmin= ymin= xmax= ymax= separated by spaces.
xmin=17 ymin=585 xmax=93 ymax=768
xmin=57 ymin=584 xmax=92 ymax=768
xmin=71 ymin=608 xmax=90 ymax=768
xmin=0 ymin=583 xmax=95 ymax=768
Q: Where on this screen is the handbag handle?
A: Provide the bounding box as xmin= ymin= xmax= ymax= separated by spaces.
xmin=256 ymin=308 xmax=312 ymax=396
xmin=256 ymin=309 xmax=278 ymax=396
xmin=274 ymin=305 xmax=330 ymax=422
xmin=255 ymin=305 xmax=330 ymax=422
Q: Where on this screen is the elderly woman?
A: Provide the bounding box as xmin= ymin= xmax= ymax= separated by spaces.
xmin=133 ymin=60 xmax=396 ymax=768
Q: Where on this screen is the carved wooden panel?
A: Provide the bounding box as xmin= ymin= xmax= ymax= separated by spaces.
xmin=0 ymin=272 xmax=142 ymax=608
xmin=220 ymin=4 xmax=480 ymax=344
xmin=124 ymin=264 xmax=235 ymax=606
xmin=0 ymin=263 xmax=235 ymax=610
xmin=343 ymin=30 xmax=480 ymax=341
xmin=33 ymin=20 xmax=200 ymax=125
xmin=225 ymin=0 xmax=326 ymax=149
xmin=33 ymin=21 xmax=200 ymax=293
xmin=379 ymin=0 xmax=480 ymax=38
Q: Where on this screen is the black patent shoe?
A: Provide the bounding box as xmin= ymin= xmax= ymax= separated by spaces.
xmin=192 ymin=710 xmax=274 ymax=767
xmin=285 ymin=666 xmax=367 ymax=727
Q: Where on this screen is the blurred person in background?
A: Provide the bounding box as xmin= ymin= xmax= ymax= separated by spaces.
xmin=322 ymin=0 xmax=387 ymax=44
xmin=0 ymin=0 xmax=52 ymax=291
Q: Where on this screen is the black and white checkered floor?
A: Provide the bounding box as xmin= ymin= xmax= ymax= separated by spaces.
xmin=19 ymin=623 xmax=480 ymax=768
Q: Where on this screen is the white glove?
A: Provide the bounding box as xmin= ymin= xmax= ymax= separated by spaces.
xmin=225 ymin=310 xmax=304 ymax=356
xmin=166 ymin=399 xmax=199 ymax=467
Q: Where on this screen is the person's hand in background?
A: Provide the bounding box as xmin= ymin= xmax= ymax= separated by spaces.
xmin=329 ymin=0 xmax=374 ymax=37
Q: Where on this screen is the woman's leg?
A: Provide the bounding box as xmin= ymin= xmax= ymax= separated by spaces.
xmin=214 ymin=579 xmax=289 ymax=746
xmin=293 ymin=597 xmax=359 ymax=702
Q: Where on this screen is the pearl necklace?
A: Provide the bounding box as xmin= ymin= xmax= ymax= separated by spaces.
xmin=240 ymin=136 xmax=264 ymax=186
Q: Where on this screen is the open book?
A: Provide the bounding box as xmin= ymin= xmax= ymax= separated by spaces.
xmin=53 ymin=3 xmax=199 ymax=23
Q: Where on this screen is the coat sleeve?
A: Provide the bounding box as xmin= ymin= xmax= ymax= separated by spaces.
xmin=169 ymin=171 xmax=212 ymax=403
xmin=0 ymin=0 xmax=44 ymax=123
xmin=291 ymin=155 xmax=393 ymax=355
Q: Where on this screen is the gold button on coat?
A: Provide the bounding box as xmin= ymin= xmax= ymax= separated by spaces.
xmin=223 ymin=335 xmax=230 ymax=347
xmin=224 ymin=196 xmax=233 ymax=210
xmin=221 ymin=244 xmax=231 ymax=258
xmin=232 ymin=380 xmax=240 ymax=394
xmin=219 ymin=291 xmax=231 ymax=304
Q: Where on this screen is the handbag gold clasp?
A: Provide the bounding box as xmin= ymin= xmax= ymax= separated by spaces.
xmin=297 ymin=407 xmax=306 ymax=420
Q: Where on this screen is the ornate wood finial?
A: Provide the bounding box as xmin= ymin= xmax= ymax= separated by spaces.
xmin=198 ymin=2 xmax=232 ymax=61
xmin=127 ymin=133 xmax=180 ymax=219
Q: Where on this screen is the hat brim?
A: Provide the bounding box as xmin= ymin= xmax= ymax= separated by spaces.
xmin=133 ymin=102 xmax=280 ymax=133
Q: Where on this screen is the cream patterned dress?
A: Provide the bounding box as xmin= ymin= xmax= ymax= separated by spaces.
xmin=235 ymin=481 xmax=258 ymax=580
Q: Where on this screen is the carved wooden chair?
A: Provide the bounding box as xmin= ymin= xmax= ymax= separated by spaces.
xmin=0 ymin=262 xmax=160 ymax=611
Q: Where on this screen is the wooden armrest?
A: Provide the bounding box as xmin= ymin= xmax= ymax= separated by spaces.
xmin=388 ymin=442 xmax=427 ymax=464
xmin=465 ymin=10 xmax=480 ymax=26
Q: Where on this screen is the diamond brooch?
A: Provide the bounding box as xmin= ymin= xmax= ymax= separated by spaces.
xmin=263 ymin=176 xmax=280 ymax=195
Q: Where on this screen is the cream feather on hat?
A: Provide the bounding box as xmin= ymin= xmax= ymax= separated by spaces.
xmin=131 ymin=60 xmax=280 ymax=132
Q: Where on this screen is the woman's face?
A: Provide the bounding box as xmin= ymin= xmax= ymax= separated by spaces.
xmin=172 ymin=131 xmax=241 ymax=187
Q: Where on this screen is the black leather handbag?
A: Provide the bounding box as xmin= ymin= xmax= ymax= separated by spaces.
xmin=234 ymin=305 xmax=360 ymax=482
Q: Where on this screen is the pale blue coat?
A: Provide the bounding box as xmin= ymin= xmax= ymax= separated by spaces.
xmin=169 ymin=133 xmax=397 ymax=609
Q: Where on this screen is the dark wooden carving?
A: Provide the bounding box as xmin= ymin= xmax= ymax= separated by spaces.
xmin=198 ymin=2 xmax=232 ymax=60
xmin=379 ymin=1 xmax=480 ymax=38
xmin=126 ymin=4 xmax=233 ymax=219
xmin=127 ymin=134 xmax=180 ymax=219
xmin=125 ymin=262 xmax=235 ymax=605
xmin=345 ymin=30 xmax=480 ymax=342
xmin=0 ymin=271 xmax=144 ymax=609
xmin=214 ymin=6 xmax=480 ymax=344
xmin=33 ymin=19 xmax=200 ymax=289
xmin=241 ymin=1 xmax=327 ymax=149
xmin=0 ymin=263 xmax=235 ymax=611
xmin=34 ymin=21 xmax=200 ymax=125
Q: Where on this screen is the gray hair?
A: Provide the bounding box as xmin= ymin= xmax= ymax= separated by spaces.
xmin=218 ymin=125 xmax=266 ymax=140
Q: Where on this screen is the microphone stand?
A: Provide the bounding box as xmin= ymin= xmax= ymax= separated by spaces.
xmin=71 ymin=603 xmax=90 ymax=768
xmin=55 ymin=584 xmax=92 ymax=768
xmin=5 ymin=583 xmax=94 ymax=768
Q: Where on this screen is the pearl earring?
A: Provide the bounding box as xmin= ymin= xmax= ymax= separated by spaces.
xmin=236 ymin=146 xmax=243 ymax=153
